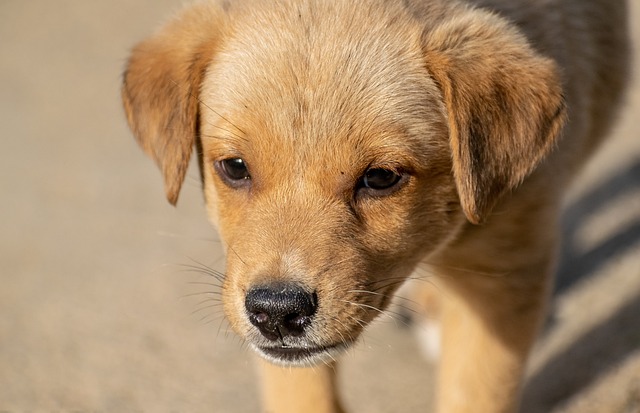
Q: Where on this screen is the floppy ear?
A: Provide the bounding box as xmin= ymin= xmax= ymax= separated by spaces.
xmin=122 ymin=4 xmax=225 ymax=204
xmin=423 ymin=9 xmax=566 ymax=224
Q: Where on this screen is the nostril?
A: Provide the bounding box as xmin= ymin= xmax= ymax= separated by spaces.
xmin=248 ymin=311 xmax=280 ymax=341
xmin=249 ymin=311 xmax=269 ymax=327
xmin=283 ymin=313 xmax=312 ymax=337
xmin=245 ymin=282 xmax=317 ymax=339
xmin=285 ymin=313 xmax=310 ymax=325
xmin=297 ymin=291 xmax=317 ymax=317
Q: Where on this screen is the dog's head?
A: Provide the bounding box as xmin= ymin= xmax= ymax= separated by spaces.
xmin=122 ymin=0 xmax=565 ymax=366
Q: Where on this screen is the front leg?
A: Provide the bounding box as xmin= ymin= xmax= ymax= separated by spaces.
xmin=433 ymin=252 xmax=555 ymax=413
xmin=258 ymin=358 xmax=345 ymax=413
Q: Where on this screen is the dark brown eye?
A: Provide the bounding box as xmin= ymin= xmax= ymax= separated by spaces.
xmin=215 ymin=158 xmax=250 ymax=187
xmin=362 ymin=168 xmax=402 ymax=191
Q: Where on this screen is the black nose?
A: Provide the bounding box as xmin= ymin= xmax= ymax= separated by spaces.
xmin=245 ymin=282 xmax=317 ymax=341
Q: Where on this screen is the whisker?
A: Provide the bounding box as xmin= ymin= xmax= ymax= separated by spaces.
xmin=193 ymin=297 xmax=223 ymax=307
xmin=344 ymin=313 xmax=368 ymax=329
xmin=348 ymin=289 xmax=422 ymax=314
xmin=340 ymin=300 xmax=385 ymax=315
xmin=177 ymin=260 xmax=226 ymax=282
xmin=188 ymin=281 xmax=224 ymax=288
xmin=191 ymin=303 xmax=223 ymax=316
xmin=328 ymin=316 xmax=356 ymax=346
xmin=200 ymin=122 xmax=247 ymax=142
xmin=341 ymin=300 xmax=412 ymax=329
xmin=367 ymin=273 xmax=440 ymax=293
xmin=155 ymin=230 xmax=221 ymax=243
xmin=178 ymin=270 xmax=224 ymax=284
xmin=182 ymin=291 xmax=223 ymax=299
xmin=178 ymin=262 xmax=225 ymax=274
xmin=168 ymin=77 xmax=246 ymax=136
xmin=185 ymin=256 xmax=226 ymax=272
xmin=315 ymin=256 xmax=355 ymax=277
xmin=215 ymin=315 xmax=231 ymax=339
xmin=202 ymin=314 xmax=227 ymax=327
xmin=227 ymin=244 xmax=248 ymax=267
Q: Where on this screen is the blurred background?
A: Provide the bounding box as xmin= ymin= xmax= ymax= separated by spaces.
xmin=1 ymin=1 xmax=639 ymax=412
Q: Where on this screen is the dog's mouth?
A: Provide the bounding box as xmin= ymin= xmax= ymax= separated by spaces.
xmin=252 ymin=342 xmax=350 ymax=366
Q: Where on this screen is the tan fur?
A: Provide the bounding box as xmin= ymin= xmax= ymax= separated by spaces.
xmin=122 ymin=0 xmax=630 ymax=412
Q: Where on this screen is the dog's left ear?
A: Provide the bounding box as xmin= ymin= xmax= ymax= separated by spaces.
xmin=423 ymin=9 xmax=566 ymax=224
xmin=122 ymin=4 xmax=225 ymax=205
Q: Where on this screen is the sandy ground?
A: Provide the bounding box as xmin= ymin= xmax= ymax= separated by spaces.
xmin=1 ymin=1 xmax=639 ymax=412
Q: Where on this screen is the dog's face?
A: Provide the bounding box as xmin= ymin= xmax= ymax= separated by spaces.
xmin=198 ymin=3 xmax=464 ymax=365
xmin=122 ymin=0 xmax=565 ymax=366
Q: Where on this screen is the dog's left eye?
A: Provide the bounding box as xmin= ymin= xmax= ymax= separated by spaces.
xmin=215 ymin=158 xmax=251 ymax=187
xmin=359 ymin=168 xmax=403 ymax=193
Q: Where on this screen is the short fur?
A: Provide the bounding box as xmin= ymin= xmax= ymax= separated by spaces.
xmin=122 ymin=0 xmax=629 ymax=412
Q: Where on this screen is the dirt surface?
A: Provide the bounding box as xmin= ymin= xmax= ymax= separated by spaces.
xmin=1 ymin=1 xmax=639 ymax=412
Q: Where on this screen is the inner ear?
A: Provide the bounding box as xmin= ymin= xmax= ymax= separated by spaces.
xmin=422 ymin=8 xmax=566 ymax=224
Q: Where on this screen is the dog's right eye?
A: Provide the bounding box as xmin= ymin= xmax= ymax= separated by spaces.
xmin=215 ymin=158 xmax=251 ymax=187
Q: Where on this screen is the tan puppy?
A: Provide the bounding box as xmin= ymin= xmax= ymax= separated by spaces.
xmin=122 ymin=0 xmax=629 ymax=412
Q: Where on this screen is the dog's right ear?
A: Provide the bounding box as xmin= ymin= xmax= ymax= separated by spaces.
xmin=122 ymin=4 xmax=225 ymax=205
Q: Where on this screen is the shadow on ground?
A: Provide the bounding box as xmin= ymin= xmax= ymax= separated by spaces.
xmin=522 ymin=159 xmax=640 ymax=413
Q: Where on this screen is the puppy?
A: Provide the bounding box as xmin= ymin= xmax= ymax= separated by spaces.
xmin=122 ymin=0 xmax=629 ymax=412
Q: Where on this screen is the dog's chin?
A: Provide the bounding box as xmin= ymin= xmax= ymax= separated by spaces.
xmin=250 ymin=342 xmax=351 ymax=367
